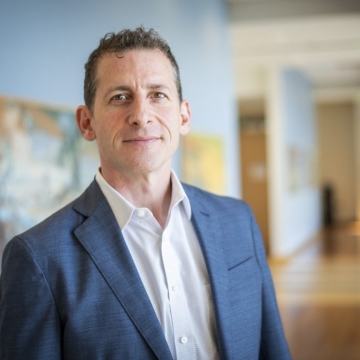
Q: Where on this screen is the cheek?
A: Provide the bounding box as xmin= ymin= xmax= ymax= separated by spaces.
xmin=97 ymin=115 xmax=123 ymax=137
xmin=160 ymin=110 xmax=182 ymax=133
xmin=94 ymin=124 xmax=119 ymax=150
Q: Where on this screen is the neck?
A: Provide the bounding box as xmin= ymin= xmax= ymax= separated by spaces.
xmin=101 ymin=167 xmax=173 ymax=229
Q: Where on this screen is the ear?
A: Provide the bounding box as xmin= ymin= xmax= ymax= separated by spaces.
xmin=179 ymin=100 xmax=191 ymax=135
xmin=76 ymin=105 xmax=97 ymax=141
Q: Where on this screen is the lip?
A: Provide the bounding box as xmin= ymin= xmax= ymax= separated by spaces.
xmin=123 ymin=136 xmax=159 ymax=143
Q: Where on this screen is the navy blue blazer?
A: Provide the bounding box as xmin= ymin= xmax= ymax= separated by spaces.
xmin=0 ymin=181 xmax=291 ymax=359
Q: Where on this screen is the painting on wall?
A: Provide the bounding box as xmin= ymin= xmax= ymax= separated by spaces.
xmin=0 ymin=96 xmax=99 ymax=262
xmin=182 ymin=132 xmax=225 ymax=195
xmin=287 ymin=147 xmax=318 ymax=192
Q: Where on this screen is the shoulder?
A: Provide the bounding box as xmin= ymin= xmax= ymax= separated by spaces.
xmin=7 ymin=180 xmax=102 ymax=250
xmin=182 ymin=182 xmax=252 ymax=217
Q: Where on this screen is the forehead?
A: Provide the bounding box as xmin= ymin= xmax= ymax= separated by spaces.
xmin=96 ymin=49 xmax=174 ymax=84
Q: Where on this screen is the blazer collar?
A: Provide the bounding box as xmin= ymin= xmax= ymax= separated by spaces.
xmin=72 ymin=181 xmax=173 ymax=360
xmin=183 ymin=184 xmax=232 ymax=360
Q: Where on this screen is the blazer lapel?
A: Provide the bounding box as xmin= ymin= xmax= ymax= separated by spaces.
xmin=184 ymin=185 xmax=232 ymax=360
xmin=73 ymin=181 xmax=173 ymax=360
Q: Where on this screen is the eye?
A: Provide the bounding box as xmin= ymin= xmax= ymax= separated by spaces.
xmin=110 ymin=94 xmax=128 ymax=101
xmin=153 ymin=92 xmax=166 ymax=99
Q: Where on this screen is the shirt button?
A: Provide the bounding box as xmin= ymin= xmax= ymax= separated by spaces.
xmin=180 ymin=336 xmax=188 ymax=344
xmin=137 ymin=209 xmax=146 ymax=218
xmin=172 ymin=285 xmax=178 ymax=292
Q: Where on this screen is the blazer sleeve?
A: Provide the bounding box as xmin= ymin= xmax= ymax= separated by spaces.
xmin=0 ymin=237 xmax=62 ymax=360
xmin=248 ymin=208 xmax=292 ymax=360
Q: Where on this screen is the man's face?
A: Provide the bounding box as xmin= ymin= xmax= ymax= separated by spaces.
xmin=77 ymin=49 xmax=190 ymax=179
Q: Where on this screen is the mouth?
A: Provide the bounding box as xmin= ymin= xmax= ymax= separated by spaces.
xmin=123 ymin=136 xmax=160 ymax=144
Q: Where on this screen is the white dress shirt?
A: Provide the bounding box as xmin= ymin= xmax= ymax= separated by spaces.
xmin=96 ymin=169 xmax=219 ymax=360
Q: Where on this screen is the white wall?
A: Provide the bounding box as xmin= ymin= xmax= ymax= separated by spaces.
xmin=355 ymin=94 xmax=360 ymax=220
xmin=317 ymin=102 xmax=356 ymax=221
xmin=267 ymin=68 xmax=322 ymax=257
xmin=0 ymin=0 xmax=239 ymax=197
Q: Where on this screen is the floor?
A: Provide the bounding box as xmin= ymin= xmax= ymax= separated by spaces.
xmin=269 ymin=222 xmax=360 ymax=360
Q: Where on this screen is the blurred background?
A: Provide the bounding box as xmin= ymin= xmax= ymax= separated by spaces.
xmin=0 ymin=0 xmax=359 ymax=358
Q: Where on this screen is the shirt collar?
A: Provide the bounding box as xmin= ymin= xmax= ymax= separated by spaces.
xmin=95 ymin=169 xmax=191 ymax=230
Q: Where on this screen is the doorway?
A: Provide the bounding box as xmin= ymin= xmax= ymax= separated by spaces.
xmin=239 ymin=98 xmax=270 ymax=253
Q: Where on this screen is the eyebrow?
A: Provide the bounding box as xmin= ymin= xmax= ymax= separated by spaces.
xmin=147 ymin=83 xmax=171 ymax=92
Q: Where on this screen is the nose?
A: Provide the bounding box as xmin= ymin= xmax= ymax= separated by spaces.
xmin=128 ymin=98 xmax=151 ymax=128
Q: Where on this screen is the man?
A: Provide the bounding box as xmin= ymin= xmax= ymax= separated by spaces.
xmin=0 ymin=27 xmax=291 ymax=359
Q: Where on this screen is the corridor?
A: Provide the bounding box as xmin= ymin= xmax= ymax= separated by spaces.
xmin=269 ymin=222 xmax=360 ymax=360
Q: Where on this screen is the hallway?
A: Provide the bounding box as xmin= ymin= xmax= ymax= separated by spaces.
xmin=269 ymin=222 xmax=360 ymax=360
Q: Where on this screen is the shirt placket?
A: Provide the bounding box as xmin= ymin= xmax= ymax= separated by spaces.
xmin=161 ymin=227 xmax=196 ymax=360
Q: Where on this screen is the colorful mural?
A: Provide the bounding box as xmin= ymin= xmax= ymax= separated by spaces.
xmin=0 ymin=96 xmax=99 ymax=262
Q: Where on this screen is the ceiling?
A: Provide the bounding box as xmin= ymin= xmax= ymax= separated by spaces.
xmin=225 ymin=0 xmax=360 ymax=100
